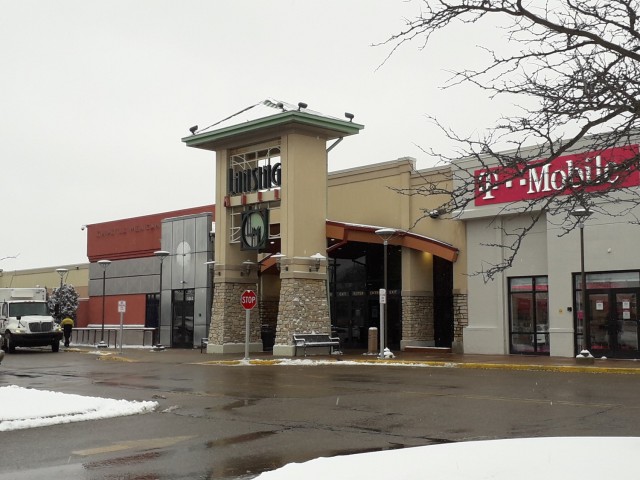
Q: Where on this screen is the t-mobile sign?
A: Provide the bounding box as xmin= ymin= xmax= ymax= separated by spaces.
xmin=474 ymin=145 xmax=640 ymax=206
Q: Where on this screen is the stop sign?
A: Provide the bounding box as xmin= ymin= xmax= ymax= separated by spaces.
xmin=241 ymin=290 xmax=257 ymax=310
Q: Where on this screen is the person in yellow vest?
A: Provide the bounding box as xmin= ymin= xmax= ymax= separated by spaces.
xmin=60 ymin=317 xmax=74 ymax=348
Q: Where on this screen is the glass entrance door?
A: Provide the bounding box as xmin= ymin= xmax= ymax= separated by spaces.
xmin=172 ymin=289 xmax=194 ymax=348
xmin=588 ymin=290 xmax=639 ymax=357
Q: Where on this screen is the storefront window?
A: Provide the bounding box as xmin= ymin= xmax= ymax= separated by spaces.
xmin=575 ymin=271 xmax=640 ymax=290
xmin=509 ymin=276 xmax=549 ymax=355
xmin=573 ymin=270 xmax=640 ymax=356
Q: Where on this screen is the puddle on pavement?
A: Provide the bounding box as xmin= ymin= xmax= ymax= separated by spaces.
xmin=207 ymin=430 xmax=278 ymax=448
xmin=83 ymin=451 xmax=164 ymax=470
xmin=205 ymin=452 xmax=289 ymax=479
xmin=5 ymin=373 xmax=40 ymax=378
xmin=220 ymin=398 xmax=259 ymax=411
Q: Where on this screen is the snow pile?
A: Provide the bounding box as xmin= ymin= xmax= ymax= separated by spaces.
xmin=255 ymin=437 xmax=640 ymax=479
xmin=0 ymin=385 xmax=157 ymax=431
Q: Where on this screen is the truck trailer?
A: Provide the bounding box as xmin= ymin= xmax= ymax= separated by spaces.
xmin=0 ymin=288 xmax=63 ymax=353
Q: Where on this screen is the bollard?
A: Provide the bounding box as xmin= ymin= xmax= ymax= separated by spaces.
xmin=368 ymin=327 xmax=378 ymax=355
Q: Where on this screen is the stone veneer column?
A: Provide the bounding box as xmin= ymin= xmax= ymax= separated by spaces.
xmin=400 ymin=292 xmax=435 ymax=350
xmin=273 ymin=277 xmax=330 ymax=355
xmin=452 ymin=293 xmax=468 ymax=353
xmin=208 ymin=282 xmax=262 ymax=353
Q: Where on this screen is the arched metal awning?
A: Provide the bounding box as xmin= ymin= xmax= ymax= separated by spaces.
xmin=325 ymin=220 xmax=459 ymax=262
xmin=260 ymin=220 xmax=459 ymax=272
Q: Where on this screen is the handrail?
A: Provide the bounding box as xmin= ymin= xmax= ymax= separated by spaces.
xmin=70 ymin=327 xmax=156 ymax=348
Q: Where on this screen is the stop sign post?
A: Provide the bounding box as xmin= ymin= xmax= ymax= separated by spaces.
xmin=241 ymin=290 xmax=257 ymax=359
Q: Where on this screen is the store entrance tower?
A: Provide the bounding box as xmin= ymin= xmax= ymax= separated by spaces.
xmin=183 ymin=100 xmax=363 ymax=355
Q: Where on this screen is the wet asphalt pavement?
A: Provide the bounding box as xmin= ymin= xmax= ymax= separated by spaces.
xmin=1 ymin=347 xmax=640 ymax=479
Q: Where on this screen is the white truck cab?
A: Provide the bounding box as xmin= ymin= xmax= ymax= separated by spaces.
xmin=0 ymin=288 xmax=63 ymax=353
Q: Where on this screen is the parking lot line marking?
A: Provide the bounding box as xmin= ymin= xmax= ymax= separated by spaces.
xmin=72 ymin=435 xmax=194 ymax=456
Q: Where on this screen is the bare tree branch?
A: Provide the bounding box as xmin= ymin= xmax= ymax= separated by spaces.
xmin=380 ymin=0 xmax=640 ymax=280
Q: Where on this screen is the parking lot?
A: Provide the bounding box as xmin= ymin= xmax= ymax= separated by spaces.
xmin=1 ymin=347 xmax=640 ymax=479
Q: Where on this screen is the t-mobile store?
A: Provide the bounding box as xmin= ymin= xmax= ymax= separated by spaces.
xmin=458 ymin=141 xmax=640 ymax=358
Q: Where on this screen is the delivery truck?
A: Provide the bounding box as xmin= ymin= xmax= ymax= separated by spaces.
xmin=0 ymin=288 xmax=63 ymax=353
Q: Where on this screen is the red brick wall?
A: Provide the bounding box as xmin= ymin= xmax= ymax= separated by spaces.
xmin=87 ymin=205 xmax=215 ymax=262
xmin=87 ymin=294 xmax=148 ymax=327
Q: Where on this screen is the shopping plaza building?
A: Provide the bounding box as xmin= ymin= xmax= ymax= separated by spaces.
xmin=4 ymin=101 xmax=640 ymax=358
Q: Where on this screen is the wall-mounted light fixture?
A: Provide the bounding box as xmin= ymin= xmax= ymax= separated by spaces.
xmin=242 ymin=260 xmax=255 ymax=276
xmin=422 ymin=208 xmax=444 ymax=219
xmin=309 ymin=253 xmax=325 ymax=272
xmin=271 ymin=253 xmax=285 ymax=271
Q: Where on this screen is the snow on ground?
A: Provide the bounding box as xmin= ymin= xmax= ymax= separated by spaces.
xmin=255 ymin=436 xmax=640 ymax=479
xmin=0 ymin=385 xmax=157 ymax=432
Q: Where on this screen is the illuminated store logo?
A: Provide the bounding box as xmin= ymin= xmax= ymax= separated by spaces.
xmin=474 ymin=145 xmax=640 ymax=205
xmin=240 ymin=210 xmax=268 ymax=250
xmin=228 ymin=163 xmax=282 ymax=196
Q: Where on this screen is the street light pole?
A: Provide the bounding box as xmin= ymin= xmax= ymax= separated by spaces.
xmin=97 ymin=259 xmax=111 ymax=348
xmin=571 ymin=207 xmax=592 ymax=353
xmin=154 ymin=251 xmax=170 ymax=347
xmin=375 ymin=228 xmax=397 ymax=359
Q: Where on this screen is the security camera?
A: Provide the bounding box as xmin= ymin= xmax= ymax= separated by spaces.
xmin=81 ymin=225 xmax=85 ymax=231
xmin=428 ymin=209 xmax=441 ymax=219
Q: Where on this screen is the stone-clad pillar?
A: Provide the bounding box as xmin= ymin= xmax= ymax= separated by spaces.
xmin=271 ymin=132 xmax=331 ymax=356
xmin=401 ymin=292 xmax=435 ymax=348
xmin=210 ymin=282 xmax=261 ymax=348
xmin=275 ymin=276 xmax=329 ymax=346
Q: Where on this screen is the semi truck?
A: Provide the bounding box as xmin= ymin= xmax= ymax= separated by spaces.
xmin=0 ymin=288 xmax=63 ymax=353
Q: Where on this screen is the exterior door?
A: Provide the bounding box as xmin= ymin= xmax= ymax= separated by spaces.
xmin=588 ymin=290 xmax=639 ymax=357
xmin=172 ymin=289 xmax=195 ymax=348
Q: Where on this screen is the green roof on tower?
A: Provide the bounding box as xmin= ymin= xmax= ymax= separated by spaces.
xmin=182 ymin=98 xmax=364 ymax=151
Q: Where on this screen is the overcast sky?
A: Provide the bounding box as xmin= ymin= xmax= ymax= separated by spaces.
xmin=1 ymin=0 xmax=505 ymax=271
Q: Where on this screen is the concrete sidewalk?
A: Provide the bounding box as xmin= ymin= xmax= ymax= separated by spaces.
xmin=71 ymin=345 xmax=640 ymax=374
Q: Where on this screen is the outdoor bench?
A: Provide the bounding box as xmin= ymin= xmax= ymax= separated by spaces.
xmin=293 ymin=333 xmax=341 ymax=356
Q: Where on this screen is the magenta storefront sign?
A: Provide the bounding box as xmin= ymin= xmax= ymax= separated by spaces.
xmin=474 ymin=145 xmax=640 ymax=206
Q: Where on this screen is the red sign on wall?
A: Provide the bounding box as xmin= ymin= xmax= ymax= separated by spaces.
xmin=474 ymin=145 xmax=640 ymax=206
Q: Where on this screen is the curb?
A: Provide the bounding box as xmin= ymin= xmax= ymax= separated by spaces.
xmin=68 ymin=348 xmax=640 ymax=375
xmin=191 ymin=357 xmax=640 ymax=374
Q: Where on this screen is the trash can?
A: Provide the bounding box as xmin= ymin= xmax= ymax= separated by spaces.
xmin=368 ymin=327 xmax=378 ymax=355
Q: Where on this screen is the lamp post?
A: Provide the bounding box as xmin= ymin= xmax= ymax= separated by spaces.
xmin=375 ymin=228 xmax=397 ymax=359
xmin=97 ymin=259 xmax=111 ymax=348
xmin=571 ymin=207 xmax=592 ymax=353
xmin=55 ymin=268 xmax=68 ymax=322
xmin=154 ymin=251 xmax=170 ymax=347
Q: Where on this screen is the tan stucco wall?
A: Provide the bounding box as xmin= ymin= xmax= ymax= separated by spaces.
xmin=328 ymin=158 xmax=467 ymax=293
xmin=0 ymin=264 xmax=89 ymax=298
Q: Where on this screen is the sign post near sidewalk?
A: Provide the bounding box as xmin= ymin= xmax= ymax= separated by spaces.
xmin=241 ymin=290 xmax=257 ymax=360
xmin=117 ymin=300 xmax=126 ymax=355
